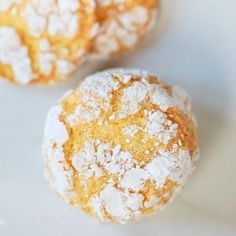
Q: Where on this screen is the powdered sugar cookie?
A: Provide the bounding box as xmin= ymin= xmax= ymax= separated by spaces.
xmin=0 ymin=0 xmax=98 ymax=84
xmin=43 ymin=68 xmax=199 ymax=223
xmin=90 ymin=0 xmax=158 ymax=58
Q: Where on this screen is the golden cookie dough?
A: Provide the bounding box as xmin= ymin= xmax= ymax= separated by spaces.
xmin=43 ymin=68 xmax=199 ymax=223
xmin=0 ymin=0 xmax=98 ymax=84
xmin=90 ymin=0 xmax=158 ymax=58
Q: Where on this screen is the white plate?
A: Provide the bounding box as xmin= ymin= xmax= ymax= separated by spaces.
xmin=0 ymin=0 xmax=236 ymax=235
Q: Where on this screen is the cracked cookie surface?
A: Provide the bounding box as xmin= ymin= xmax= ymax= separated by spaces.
xmin=90 ymin=0 xmax=158 ymax=58
xmin=43 ymin=68 xmax=199 ymax=223
xmin=0 ymin=0 xmax=98 ymax=84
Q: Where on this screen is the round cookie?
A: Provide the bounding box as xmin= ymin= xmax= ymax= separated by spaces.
xmin=43 ymin=68 xmax=199 ymax=223
xmin=90 ymin=0 xmax=158 ymax=58
xmin=0 ymin=0 xmax=98 ymax=85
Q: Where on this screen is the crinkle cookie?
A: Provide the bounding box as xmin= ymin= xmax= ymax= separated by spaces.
xmin=90 ymin=0 xmax=158 ymax=58
xmin=0 ymin=0 xmax=98 ymax=84
xmin=43 ymin=68 xmax=199 ymax=223
xmin=0 ymin=1 xmax=159 ymax=85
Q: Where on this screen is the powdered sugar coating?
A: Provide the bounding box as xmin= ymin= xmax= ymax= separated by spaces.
xmin=90 ymin=183 xmax=144 ymax=223
xmin=44 ymin=105 xmax=73 ymax=198
xmin=43 ymin=68 xmax=199 ymax=223
xmin=22 ymin=0 xmax=81 ymax=38
xmin=91 ymin=0 xmax=158 ymax=58
xmin=119 ymin=82 xmax=148 ymax=118
xmin=0 ymin=0 xmax=97 ymax=84
xmin=67 ymin=72 xmax=120 ymax=125
xmin=149 ymin=85 xmax=175 ymax=111
xmin=44 ymin=146 xmax=73 ymax=197
xmin=80 ymin=72 xmax=120 ymax=106
xmin=146 ymin=111 xmax=178 ymax=144
xmin=0 ymin=27 xmax=33 ymax=84
xmin=44 ymin=105 xmax=68 ymax=145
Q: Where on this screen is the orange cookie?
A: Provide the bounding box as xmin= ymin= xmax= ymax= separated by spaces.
xmin=0 ymin=0 xmax=98 ymax=84
xmin=90 ymin=0 xmax=158 ymax=58
xmin=43 ymin=69 xmax=199 ymax=223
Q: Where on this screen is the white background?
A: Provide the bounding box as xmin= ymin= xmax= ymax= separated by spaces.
xmin=0 ymin=0 xmax=236 ymax=235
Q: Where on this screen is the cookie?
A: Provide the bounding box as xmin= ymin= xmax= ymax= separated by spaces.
xmin=90 ymin=0 xmax=158 ymax=58
xmin=0 ymin=0 xmax=98 ymax=84
xmin=43 ymin=68 xmax=199 ymax=223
